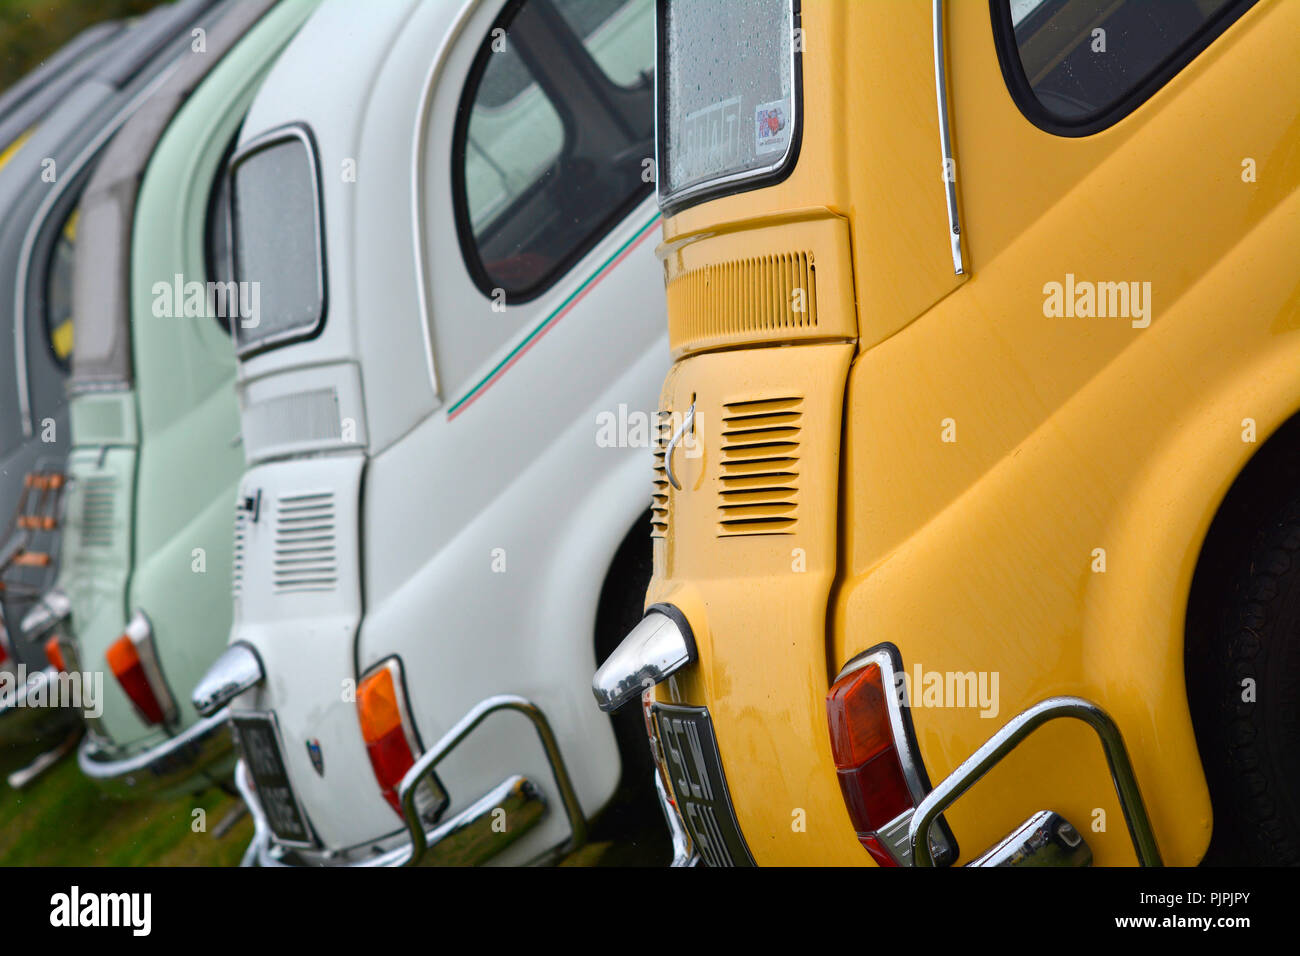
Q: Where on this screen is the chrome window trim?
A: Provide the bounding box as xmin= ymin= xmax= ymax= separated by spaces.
xmin=409 ymin=0 xmax=483 ymax=407
xmin=655 ymin=0 xmax=803 ymax=214
xmin=228 ymin=122 xmax=328 ymax=359
xmin=933 ymin=0 xmax=965 ymax=275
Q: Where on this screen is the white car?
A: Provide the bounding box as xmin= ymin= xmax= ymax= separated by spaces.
xmin=194 ymin=0 xmax=669 ymax=865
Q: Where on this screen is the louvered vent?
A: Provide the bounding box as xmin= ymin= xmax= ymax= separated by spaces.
xmin=667 ymin=252 xmax=817 ymax=347
xmin=79 ymin=475 xmax=117 ymax=548
xmin=232 ymin=505 xmax=248 ymax=598
xmin=273 ymin=491 xmax=337 ymax=593
xmin=717 ymin=397 xmax=802 ymax=537
xmin=651 ymin=410 xmax=673 ymax=538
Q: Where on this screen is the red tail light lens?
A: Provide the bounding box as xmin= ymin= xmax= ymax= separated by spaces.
xmin=357 ymin=659 xmax=445 ymax=821
xmin=44 ymin=636 xmax=66 ymax=673
xmin=106 ymin=611 xmax=176 ymax=726
xmin=826 ymin=646 xmax=956 ymax=866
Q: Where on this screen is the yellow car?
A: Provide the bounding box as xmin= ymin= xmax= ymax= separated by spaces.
xmin=595 ymin=0 xmax=1298 ymax=866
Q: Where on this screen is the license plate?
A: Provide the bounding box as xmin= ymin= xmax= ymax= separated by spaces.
xmin=653 ymin=703 xmax=755 ymax=866
xmin=231 ymin=712 xmax=315 ymax=847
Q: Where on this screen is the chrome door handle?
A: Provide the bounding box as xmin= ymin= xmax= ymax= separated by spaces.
xmin=664 ymin=402 xmax=695 ymax=491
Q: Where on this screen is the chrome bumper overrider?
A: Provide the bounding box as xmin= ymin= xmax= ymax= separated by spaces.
xmin=76 ymin=706 xmax=236 ymax=797
xmin=239 ymin=694 xmax=588 ymax=868
xmin=239 ymin=762 xmax=548 ymax=867
xmin=398 ymin=694 xmax=588 ymax=866
xmin=909 ymin=695 xmax=1162 ymax=867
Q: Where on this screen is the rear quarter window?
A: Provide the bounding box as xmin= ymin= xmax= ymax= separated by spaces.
xmin=230 ymin=126 xmax=327 ymax=355
xmin=994 ymin=0 xmax=1257 ymax=136
xmin=657 ymin=0 xmax=802 ymax=213
xmin=452 ymin=0 xmax=655 ymax=303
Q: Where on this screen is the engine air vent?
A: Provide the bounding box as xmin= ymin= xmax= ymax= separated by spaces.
xmin=667 ymin=251 xmax=817 ymax=353
xmin=232 ymin=506 xmax=248 ymax=598
xmin=717 ymin=397 xmax=802 ymax=537
xmin=273 ymin=491 xmax=337 ymax=594
xmin=79 ymin=475 xmax=118 ymax=548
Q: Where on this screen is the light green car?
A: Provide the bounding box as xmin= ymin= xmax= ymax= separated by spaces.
xmin=43 ymin=0 xmax=320 ymax=796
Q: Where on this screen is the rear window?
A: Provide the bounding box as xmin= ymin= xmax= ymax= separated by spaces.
xmin=230 ymin=127 xmax=327 ymax=355
xmin=657 ymin=0 xmax=801 ymax=212
xmin=995 ymin=0 xmax=1255 ymax=135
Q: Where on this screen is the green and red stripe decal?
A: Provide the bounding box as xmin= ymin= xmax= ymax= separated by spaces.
xmin=447 ymin=214 xmax=661 ymax=421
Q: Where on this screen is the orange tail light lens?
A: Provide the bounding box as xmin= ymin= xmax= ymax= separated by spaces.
xmin=357 ymin=659 xmax=445 ymax=820
xmin=44 ymin=635 xmax=67 ymax=673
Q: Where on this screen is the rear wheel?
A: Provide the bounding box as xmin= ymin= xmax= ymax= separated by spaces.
xmin=1191 ymin=498 xmax=1300 ymax=865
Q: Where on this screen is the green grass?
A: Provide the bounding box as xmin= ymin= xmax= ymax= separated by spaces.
xmin=0 ymin=747 xmax=665 ymax=866
xmin=0 ymin=751 xmax=251 ymax=866
xmin=0 ymin=0 xmax=164 ymax=97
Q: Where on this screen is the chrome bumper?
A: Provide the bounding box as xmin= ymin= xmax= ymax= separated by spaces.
xmin=0 ymin=666 xmax=81 ymax=748
xmin=76 ymin=706 xmax=235 ymax=797
xmin=239 ymin=694 xmax=588 ymax=868
xmin=655 ymin=772 xmax=700 ymax=867
xmin=645 ymin=690 xmax=1157 ymax=867
xmin=239 ymin=762 xmax=548 ymax=867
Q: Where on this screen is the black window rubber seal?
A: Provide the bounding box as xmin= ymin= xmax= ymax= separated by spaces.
xmin=989 ymin=0 xmax=1258 ymax=138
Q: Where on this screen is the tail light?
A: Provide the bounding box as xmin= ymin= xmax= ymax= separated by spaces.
xmin=44 ymin=635 xmax=67 ymax=673
xmin=357 ymin=658 xmax=446 ymax=822
xmin=106 ymin=610 xmax=176 ymax=726
xmin=826 ymin=645 xmax=956 ymax=866
xmin=0 ymin=617 xmax=10 ymax=667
